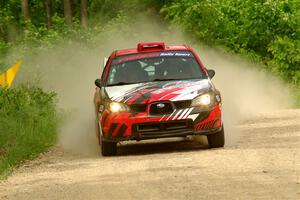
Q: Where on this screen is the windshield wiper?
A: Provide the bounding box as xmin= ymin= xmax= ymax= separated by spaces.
xmin=107 ymin=82 xmax=132 ymax=86
xmin=150 ymin=78 xmax=186 ymax=82
xmin=107 ymin=78 xmax=196 ymax=86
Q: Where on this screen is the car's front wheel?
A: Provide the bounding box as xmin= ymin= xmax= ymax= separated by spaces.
xmin=101 ymin=138 xmax=117 ymax=156
xmin=207 ymin=126 xmax=225 ymax=148
xmin=97 ymin=122 xmax=117 ymax=156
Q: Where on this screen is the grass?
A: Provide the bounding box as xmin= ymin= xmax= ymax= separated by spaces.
xmin=0 ymin=85 xmax=59 ymax=179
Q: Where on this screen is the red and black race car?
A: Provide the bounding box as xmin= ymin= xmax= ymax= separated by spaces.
xmin=94 ymin=42 xmax=224 ymax=156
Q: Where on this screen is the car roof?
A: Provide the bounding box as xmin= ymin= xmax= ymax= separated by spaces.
xmin=114 ymin=42 xmax=191 ymax=57
xmin=102 ymin=42 xmax=207 ymax=81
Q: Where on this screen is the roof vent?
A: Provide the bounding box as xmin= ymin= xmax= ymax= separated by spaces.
xmin=137 ymin=42 xmax=165 ymax=52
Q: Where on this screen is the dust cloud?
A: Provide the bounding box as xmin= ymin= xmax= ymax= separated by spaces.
xmin=12 ymin=18 xmax=293 ymax=155
xmin=195 ymin=45 xmax=293 ymax=145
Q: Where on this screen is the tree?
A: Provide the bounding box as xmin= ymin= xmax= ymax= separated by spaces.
xmin=63 ymin=0 xmax=72 ymax=26
xmin=45 ymin=0 xmax=52 ymax=29
xmin=21 ymin=0 xmax=30 ymax=22
xmin=81 ymin=0 xmax=88 ymax=28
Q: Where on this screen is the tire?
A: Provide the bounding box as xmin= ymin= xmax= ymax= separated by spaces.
xmin=97 ymin=122 xmax=117 ymax=156
xmin=207 ymin=126 xmax=225 ymax=148
xmin=101 ymin=138 xmax=117 ymax=156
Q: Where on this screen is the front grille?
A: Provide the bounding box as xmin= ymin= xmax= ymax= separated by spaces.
xmin=133 ymin=119 xmax=193 ymax=135
xmin=149 ymin=102 xmax=173 ymax=115
xmin=173 ymin=100 xmax=192 ymax=109
xmin=130 ymin=104 xmax=147 ymax=113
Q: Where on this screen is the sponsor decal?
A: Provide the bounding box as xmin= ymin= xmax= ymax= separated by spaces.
xmin=117 ymin=51 xmax=193 ymax=64
xmin=160 ymin=52 xmax=192 ymax=57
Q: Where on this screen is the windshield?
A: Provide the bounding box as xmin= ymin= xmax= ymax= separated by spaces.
xmin=106 ymin=51 xmax=206 ymax=86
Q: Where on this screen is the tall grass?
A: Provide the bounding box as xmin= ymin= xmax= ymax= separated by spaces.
xmin=0 ymin=85 xmax=58 ymax=179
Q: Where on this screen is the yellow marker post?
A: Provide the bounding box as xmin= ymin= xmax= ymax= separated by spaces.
xmin=0 ymin=61 xmax=22 ymax=88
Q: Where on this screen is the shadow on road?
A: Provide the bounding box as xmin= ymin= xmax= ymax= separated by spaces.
xmin=116 ymin=137 xmax=209 ymax=156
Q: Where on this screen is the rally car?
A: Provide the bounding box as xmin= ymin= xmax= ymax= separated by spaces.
xmin=94 ymin=42 xmax=224 ymax=156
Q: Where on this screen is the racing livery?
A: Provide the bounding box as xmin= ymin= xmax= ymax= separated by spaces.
xmin=94 ymin=42 xmax=224 ymax=156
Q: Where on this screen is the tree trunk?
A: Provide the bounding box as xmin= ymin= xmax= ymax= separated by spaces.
xmin=21 ymin=0 xmax=30 ymax=22
xmin=81 ymin=0 xmax=88 ymax=28
xmin=63 ymin=0 xmax=72 ymax=27
xmin=45 ymin=0 xmax=52 ymax=29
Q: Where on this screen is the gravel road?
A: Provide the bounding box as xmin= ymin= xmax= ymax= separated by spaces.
xmin=0 ymin=109 xmax=299 ymax=200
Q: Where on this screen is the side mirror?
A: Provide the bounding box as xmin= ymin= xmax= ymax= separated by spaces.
xmin=207 ymin=69 xmax=215 ymax=79
xmin=95 ymin=79 xmax=103 ymax=88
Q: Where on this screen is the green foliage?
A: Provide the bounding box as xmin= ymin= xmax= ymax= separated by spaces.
xmin=0 ymin=40 xmax=9 ymax=71
xmin=89 ymin=0 xmax=167 ymax=23
xmin=162 ymin=0 xmax=300 ymax=84
xmin=268 ymin=36 xmax=300 ymax=84
xmin=0 ymin=86 xmax=58 ymax=179
xmin=0 ymin=0 xmax=166 ymax=64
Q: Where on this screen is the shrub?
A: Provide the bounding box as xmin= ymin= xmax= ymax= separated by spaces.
xmin=162 ymin=0 xmax=300 ymax=83
xmin=0 ymin=85 xmax=58 ymax=179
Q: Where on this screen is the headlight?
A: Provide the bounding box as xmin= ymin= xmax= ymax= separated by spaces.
xmin=191 ymin=93 xmax=213 ymax=107
xmin=109 ymin=102 xmax=130 ymax=113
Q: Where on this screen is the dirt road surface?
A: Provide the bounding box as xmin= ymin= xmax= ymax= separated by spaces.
xmin=0 ymin=109 xmax=299 ymax=200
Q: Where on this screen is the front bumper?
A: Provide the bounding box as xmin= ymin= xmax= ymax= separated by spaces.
xmin=100 ymin=104 xmax=222 ymax=142
xmin=102 ymin=125 xmax=222 ymax=142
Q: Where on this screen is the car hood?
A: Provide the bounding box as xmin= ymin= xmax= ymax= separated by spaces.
xmin=105 ymin=79 xmax=212 ymax=104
